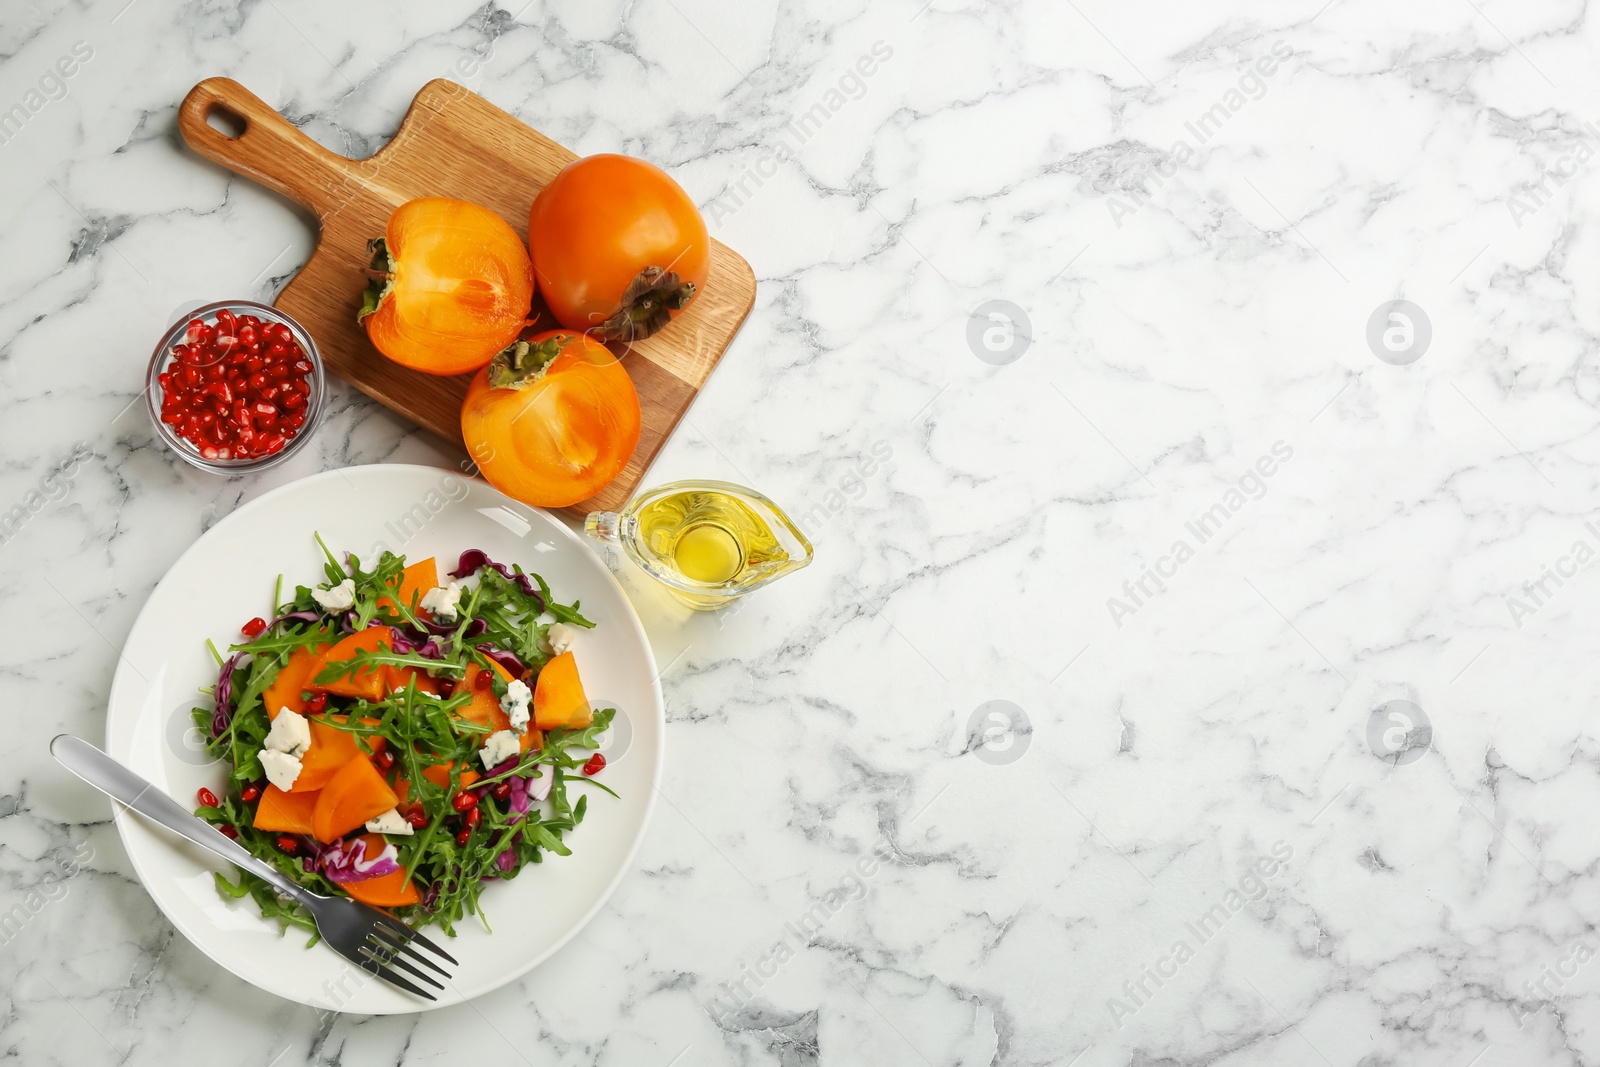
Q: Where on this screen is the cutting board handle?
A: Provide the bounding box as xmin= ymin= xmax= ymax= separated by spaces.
xmin=178 ymin=78 xmax=360 ymax=220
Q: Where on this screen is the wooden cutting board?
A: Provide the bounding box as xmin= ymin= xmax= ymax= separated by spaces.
xmin=176 ymin=77 xmax=756 ymax=517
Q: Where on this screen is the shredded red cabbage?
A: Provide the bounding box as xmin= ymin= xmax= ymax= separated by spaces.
xmin=211 ymin=652 xmax=248 ymax=738
xmin=304 ymin=835 xmax=400 ymax=884
xmin=479 ymin=644 xmax=526 ymax=677
xmin=496 ymin=849 xmax=516 ymax=873
xmin=449 ymin=549 xmax=545 ymax=612
xmin=267 ymin=609 xmax=322 ymax=629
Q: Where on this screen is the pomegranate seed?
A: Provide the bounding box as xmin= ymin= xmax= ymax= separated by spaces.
xmin=237 ymin=324 xmax=257 ymax=347
xmin=239 ymin=783 xmax=261 ymax=803
xmin=406 ymin=809 xmax=429 ymax=829
xmin=451 ymin=791 xmax=478 ymax=812
xmin=275 ymin=835 xmax=300 ymax=855
xmin=490 ymin=781 xmax=512 ymax=802
xmin=196 ymin=787 xmax=219 ymax=807
xmin=464 ymin=807 xmax=481 ymax=829
xmin=241 ymin=617 xmax=267 ymax=638
xmin=375 ymin=749 xmax=396 ymax=771
xmin=218 ymin=824 xmax=239 ymax=840
xmin=305 ymin=692 xmax=327 ymax=713
xmin=473 ymin=670 xmax=492 ymax=692
xmin=455 ymin=828 xmax=472 ymax=846
xmin=582 ymin=753 xmax=606 ymax=776
xmin=215 ymin=308 xmax=237 ymax=334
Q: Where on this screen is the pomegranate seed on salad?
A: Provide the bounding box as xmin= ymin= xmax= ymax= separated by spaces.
xmin=582 ymin=753 xmax=606 ymax=776
xmin=217 ymin=824 xmax=239 ymax=840
xmin=239 ymin=783 xmax=261 ymax=803
xmin=241 ymin=616 xmax=267 ymax=638
xmin=196 ymin=787 xmax=219 ymax=807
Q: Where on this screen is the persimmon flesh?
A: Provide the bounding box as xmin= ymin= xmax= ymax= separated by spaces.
xmin=360 ymin=197 xmax=534 ymax=376
xmin=461 ymin=331 xmax=641 ymax=508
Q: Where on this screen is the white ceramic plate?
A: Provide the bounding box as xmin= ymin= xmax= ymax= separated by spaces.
xmin=104 ymin=464 xmax=662 ymax=1013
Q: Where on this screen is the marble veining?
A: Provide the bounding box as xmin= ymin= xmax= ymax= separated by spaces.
xmin=5 ymin=0 xmax=1600 ymax=1063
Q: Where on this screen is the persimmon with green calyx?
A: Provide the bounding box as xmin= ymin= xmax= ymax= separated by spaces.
xmin=461 ymin=331 xmax=641 ymax=508
xmin=312 ymin=756 xmax=399 ymax=843
xmin=529 ymin=154 xmax=710 ymax=343
xmin=358 ymin=197 xmax=535 ymax=376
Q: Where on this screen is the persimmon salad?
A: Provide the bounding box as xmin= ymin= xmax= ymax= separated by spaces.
xmin=190 ymin=539 xmax=615 ymax=938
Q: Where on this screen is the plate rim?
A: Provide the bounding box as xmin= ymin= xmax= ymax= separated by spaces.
xmin=103 ymin=463 xmax=664 ymax=1013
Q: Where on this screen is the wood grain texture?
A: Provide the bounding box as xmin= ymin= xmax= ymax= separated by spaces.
xmin=176 ymin=77 xmax=755 ymax=516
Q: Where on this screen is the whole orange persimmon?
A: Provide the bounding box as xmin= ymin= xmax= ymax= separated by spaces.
xmin=460 ymin=330 xmax=641 ymax=507
xmin=528 ymin=154 xmax=710 ymax=343
xmin=359 ymin=197 xmax=534 ymax=376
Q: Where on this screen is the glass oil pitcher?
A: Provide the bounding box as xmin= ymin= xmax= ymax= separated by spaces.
xmin=584 ymin=480 xmax=813 ymax=610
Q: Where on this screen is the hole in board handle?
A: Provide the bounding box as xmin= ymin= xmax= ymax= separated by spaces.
xmin=204 ymin=104 xmax=246 ymax=139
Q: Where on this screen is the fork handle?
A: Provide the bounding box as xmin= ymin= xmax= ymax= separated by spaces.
xmin=51 ymin=735 xmax=309 ymax=902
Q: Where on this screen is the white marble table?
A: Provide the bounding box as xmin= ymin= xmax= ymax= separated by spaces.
xmin=4 ymin=0 xmax=1600 ymax=1063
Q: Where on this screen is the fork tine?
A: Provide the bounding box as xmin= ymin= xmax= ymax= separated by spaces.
xmin=352 ymin=952 xmax=437 ymax=1001
xmin=368 ymin=923 xmax=451 ymax=978
xmin=372 ymin=915 xmax=458 ymax=965
xmin=365 ymin=936 xmax=445 ymax=991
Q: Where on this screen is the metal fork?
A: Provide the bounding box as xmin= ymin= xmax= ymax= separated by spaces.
xmin=51 ymin=734 xmax=457 ymax=1001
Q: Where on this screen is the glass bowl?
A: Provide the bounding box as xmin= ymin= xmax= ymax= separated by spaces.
xmin=146 ymin=300 xmax=325 ymax=474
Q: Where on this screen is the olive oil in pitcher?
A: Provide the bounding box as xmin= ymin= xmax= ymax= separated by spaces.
xmin=585 ymin=481 xmax=813 ymax=610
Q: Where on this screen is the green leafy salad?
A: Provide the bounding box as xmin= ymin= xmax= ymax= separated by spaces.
xmin=191 ymin=539 xmax=615 ymax=940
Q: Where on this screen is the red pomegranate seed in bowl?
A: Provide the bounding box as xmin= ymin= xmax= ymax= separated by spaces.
xmin=146 ymin=301 xmax=324 ymax=473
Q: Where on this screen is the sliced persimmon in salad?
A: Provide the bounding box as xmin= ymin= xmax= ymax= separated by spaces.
xmin=534 ymin=651 xmax=592 ymax=731
xmin=313 ymin=757 xmax=399 ymax=843
xmin=291 ymin=716 xmax=386 ymax=794
xmin=263 ymin=639 xmax=330 ymax=717
xmin=190 ymin=541 xmax=617 ymax=938
xmin=341 ymin=834 xmax=421 ymax=907
xmin=308 ymin=626 xmax=393 ymax=701
xmin=252 ymin=785 xmax=318 ymax=835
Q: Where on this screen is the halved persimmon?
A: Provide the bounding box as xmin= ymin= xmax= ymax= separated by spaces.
xmin=359 ymin=197 xmax=534 ymax=376
xmin=308 ymin=626 xmax=393 ymax=702
xmin=291 ymin=716 xmax=387 ymax=793
xmin=341 ymin=834 xmax=420 ymax=907
xmin=252 ymin=784 xmax=319 ymax=834
xmin=312 ymin=756 xmax=399 ymax=843
xmin=533 ymin=651 xmax=591 ymax=731
xmin=461 ymin=331 xmax=641 ymax=508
